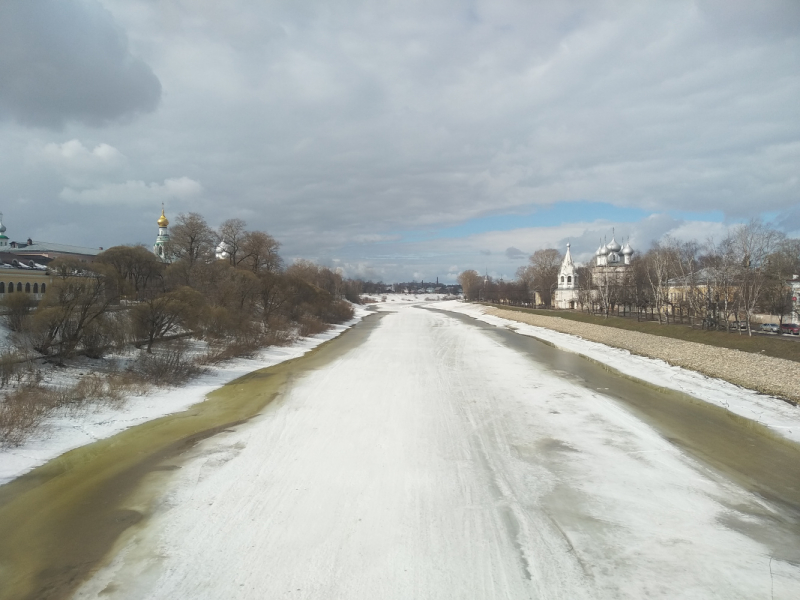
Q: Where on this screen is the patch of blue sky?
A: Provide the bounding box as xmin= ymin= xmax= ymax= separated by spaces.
xmin=398 ymin=201 xmax=726 ymax=242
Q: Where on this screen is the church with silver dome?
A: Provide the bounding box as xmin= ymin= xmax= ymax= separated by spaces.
xmin=553 ymin=232 xmax=634 ymax=309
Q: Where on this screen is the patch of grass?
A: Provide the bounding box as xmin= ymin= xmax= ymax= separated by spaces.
xmin=484 ymin=304 xmax=800 ymax=363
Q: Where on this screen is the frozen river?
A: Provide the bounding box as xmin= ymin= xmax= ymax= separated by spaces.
xmin=55 ymin=305 xmax=800 ymax=598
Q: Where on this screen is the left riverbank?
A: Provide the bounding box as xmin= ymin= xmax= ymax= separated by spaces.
xmin=0 ymin=310 xmax=379 ymax=600
xmin=0 ymin=307 xmax=370 ymax=486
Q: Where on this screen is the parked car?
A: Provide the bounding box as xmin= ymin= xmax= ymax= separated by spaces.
xmin=760 ymin=323 xmax=780 ymax=333
xmin=729 ymin=321 xmax=749 ymax=330
xmin=780 ymin=323 xmax=800 ymax=335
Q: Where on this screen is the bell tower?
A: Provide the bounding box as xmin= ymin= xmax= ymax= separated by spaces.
xmin=153 ymin=204 xmax=170 ymax=261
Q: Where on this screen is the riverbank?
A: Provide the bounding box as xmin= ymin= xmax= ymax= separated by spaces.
xmin=483 ymin=306 xmax=800 ymax=405
xmin=0 ymin=307 xmax=370 ymax=486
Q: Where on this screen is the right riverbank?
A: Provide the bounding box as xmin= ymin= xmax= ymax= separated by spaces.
xmin=485 ymin=306 xmax=800 ymax=405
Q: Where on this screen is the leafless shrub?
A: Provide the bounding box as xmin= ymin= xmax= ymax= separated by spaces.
xmin=0 ymin=384 xmax=52 ymax=447
xmin=297 ymin=314 xmax=328 ymax=337
xmin=0 ymin=351 xmax=22 ymax=388
xmin=133 ymin=343 xmax=204 ymax=385
xmin=321 ymin=299 xmax=354 ymax=324
xmin=53 ymin=373 xmax=125 ymax=411
xmin=264 ymin=315 xmax=296 ymax=346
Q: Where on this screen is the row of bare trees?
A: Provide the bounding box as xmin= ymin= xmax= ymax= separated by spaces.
xmin=459 ymin=220 xmax=800 ymax=333
xmin=635 ymin=221 xmax=799 ymax=333
xmin=2 ymin=213 xmax=360 ymax=362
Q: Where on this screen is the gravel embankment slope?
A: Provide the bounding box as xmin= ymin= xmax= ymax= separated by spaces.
xmin=486 ymin=307 xmax=800 ymax=404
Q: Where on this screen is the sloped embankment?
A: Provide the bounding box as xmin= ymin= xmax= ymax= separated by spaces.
xmin=486 ymin=307 xmax=800 ymax=404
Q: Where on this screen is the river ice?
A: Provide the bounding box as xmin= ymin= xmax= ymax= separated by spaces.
xmin=73 ymin=304 xmax=800 ymax=599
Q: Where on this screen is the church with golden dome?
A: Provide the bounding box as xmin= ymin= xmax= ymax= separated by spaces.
xmin=153 ymin=205 xmax=170 ymax=261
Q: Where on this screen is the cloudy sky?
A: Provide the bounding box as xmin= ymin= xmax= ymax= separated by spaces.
xmin=1 ymin=0 xmax=798 ymax=282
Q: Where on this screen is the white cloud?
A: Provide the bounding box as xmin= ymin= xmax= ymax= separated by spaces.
xmin=350 ymin=233 xmax=402 ymax=244
xmin=60 ymin=177 xmax=203 ymax=206
xmin=39 ymin=139 xmax=125 ymax=172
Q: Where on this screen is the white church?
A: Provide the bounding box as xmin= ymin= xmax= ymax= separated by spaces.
xmin=553 ymin=234 xmax=634 ymax=309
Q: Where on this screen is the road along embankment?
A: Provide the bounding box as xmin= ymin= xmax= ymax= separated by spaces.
xmin=486 ymin=307 xmax=800 ymax=404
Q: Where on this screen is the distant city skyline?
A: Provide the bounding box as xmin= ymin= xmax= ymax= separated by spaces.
xmin=1 ymin=0 xmax=798 ymax=283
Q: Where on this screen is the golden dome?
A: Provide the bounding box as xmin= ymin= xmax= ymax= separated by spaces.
xmin=157 ymin=207 xmax=169 ymax=228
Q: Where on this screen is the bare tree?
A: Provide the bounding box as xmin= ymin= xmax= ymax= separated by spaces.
xmin=132 ymin=287 xmax=204 ymax=352
xmin=30 ymin=259 xmax=114 ymax=361
xmin=522 ymin=249 xmax=561 ymax=307
xmin=731 ymin=219 xmax=783 ymax=335
xmin=515 ymin=264 xmax=536 ymax=305
xmin=165 ymin=212 xmax=216 ymax=268
xmin=458 ymin=270 xmax=482 ymax=301
xmin=644 ymin=239 xmax=678 ymax=324
xmin=240 ymin=231 xmax=282 ymax=273
xmin=218 ymin=218 xmax=248 ymax=266
xmin=96 ymin=245 xmax=164 ymax=300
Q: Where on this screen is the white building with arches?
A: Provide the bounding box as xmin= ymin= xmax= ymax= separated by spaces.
xmin=553 ymin=243 xmax=580 ymax=309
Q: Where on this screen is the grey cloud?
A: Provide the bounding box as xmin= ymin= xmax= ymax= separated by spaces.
xmin=480 ymin=249 xmax=491 ymax=256
xmin=1 ymin=0 xmax=798 ymax=283
xmin=505 ymin=247 xmax=527 ymax=260
xmin=0 ymin=0 xmax=161 ymax=128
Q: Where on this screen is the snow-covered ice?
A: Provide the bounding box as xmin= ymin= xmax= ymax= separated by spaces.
xmin=74 ymin=304 xmax=800 ymax=599
xmin=437 ymin=300 xmax=800 ymax=445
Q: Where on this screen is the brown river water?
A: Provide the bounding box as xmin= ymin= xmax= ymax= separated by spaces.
xmin=0 ymin=309 xmax=798 ymax=599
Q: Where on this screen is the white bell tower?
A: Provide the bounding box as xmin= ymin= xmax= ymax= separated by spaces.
xmin=554 ymin=243 xmax=580 ymax=309
xmin=153 ymin=204 xmax=170 ymax=260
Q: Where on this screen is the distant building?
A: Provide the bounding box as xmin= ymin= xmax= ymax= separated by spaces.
xmin=789 ymin=277 xmax=800 ymax=322
xmin=0 ymin=213 xmax=102 ymax=266
xmin=153 ymin=206 xmax=170 ymax=261
xmin=591 ymin=233 xmax=634 ymax=288
xmin=0 ymin=268 xmax=52 ymax=300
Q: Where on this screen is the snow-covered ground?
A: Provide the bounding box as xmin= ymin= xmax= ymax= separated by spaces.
xmin=0 ymin=306 xmax=371 ymax=485
xmin=435 ymin=300 xmax=800 ymax=445
xmin=74 ymin=304 xmax=799 ymax=599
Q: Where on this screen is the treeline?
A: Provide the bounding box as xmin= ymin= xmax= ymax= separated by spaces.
xmin=459 ymin=219 xmax=800 ymax=333
xmin=2 ymin=213 xmax=362 ymax=362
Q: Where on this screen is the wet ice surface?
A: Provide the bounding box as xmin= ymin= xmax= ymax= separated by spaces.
xmin=75 ymin=305 xmax=800 ymax=599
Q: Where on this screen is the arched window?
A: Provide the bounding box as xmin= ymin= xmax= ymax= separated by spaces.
xmin=0 ymin=282 xmax=5 ymax=293
xmin=25 ymin=282 xmax=30 ymax=293
xmin=16 ymin=282 xmax=22 ymax=292
xmin=41 ymin=283 xmax=46 ymax=293
xmin=33 ymin=283 xmax=38 ymax=293
xmin=8 ymin=282 xmax=13 ymax=293
xmin=567 ymin=276 xmax=572 ymax=283
xmin=560 ymin=276 xmax=565 ymax=282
